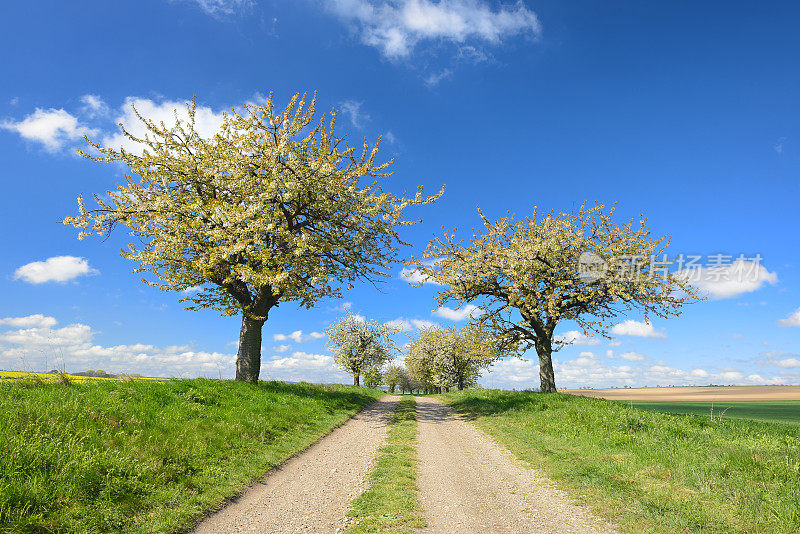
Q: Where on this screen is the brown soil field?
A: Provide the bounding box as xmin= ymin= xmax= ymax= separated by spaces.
xmin=562 ymin=385 xmax=800 ymax=401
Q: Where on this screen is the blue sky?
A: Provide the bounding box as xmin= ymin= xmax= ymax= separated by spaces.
xmin=0 ymin=0 xmax=798 ymax=388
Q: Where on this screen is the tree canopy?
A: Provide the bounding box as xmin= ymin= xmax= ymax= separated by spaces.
xmin=405 ymin=325 xmax=500 ymax=392
xmin=63 ymin=92 xmax=442 ymax=382
xmin=413 ymin=202 xmax=701 ymax=392
xmin=326 ymin=313 xmax=394 ymax=386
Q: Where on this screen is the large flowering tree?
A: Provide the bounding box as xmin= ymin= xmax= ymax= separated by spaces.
xmin=326 ymin=313 xmax=393 ymax=386
xmin=413 ymin=203 xmax=701 ymax=392
xmin=64 ymin=92 xmax=442 ymax=383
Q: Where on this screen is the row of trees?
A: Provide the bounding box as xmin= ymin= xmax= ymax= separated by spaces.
xmin=66 ymin=91 xmax=700 ymax=392
xmin=326 ymin=313 xmax=508 ymax=392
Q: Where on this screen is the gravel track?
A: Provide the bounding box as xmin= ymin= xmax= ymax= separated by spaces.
xmin=192 ymin=394 xmax=616 ymax=533
xmin=192 ymin=395 xmax=399 ymax=534
xmin=415 ymin=396 xmax=617 ymax=534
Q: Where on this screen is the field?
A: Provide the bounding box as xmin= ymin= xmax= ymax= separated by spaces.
xmin=622 ymin=400 xmax=800 ymax=425
xmin=440 ymin=389 xmax=800 ymax=533
xmin=0 ymin=378 xmax=382 ymax=533
xmin=564 ymin=385 xmax=800 ymax=425
xmin=0 ymin=371 xmax=159 ymax=383
xmin=564 ymin=385 xmax=800 ymax=401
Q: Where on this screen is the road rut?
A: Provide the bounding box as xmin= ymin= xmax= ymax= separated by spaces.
xmin=415 ymin=396 xmax=617 ymax=534
xmin=193 ymin=395 xmax=399 ymax=534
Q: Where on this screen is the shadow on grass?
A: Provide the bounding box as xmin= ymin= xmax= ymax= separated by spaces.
xmin=443 ymin=389 xmax=586 ymax=420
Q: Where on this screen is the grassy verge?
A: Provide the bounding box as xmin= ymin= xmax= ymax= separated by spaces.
xmin=347 ymin=396 xmax=425 ymax=533
xmin=619 ymin=400 xmax=800 ymax=426
xmin=0 ymin=378 xmax=382 ymax=533
xmin=440 ymin=389 xmax=800 ymax=533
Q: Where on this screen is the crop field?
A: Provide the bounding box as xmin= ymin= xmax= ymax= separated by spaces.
xmin=0 ymin=371 xmax=162 ymax=383
xmin=0 ymin=371 xmax=111 ymax=382
xmin=564 ymin=385 xmax=800 ymax=401
xmin=622 ymin=400 xmax=800 ymax=425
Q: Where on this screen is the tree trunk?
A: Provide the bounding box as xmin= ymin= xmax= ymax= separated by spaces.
xmin=236 ymin=315 xmax=265 ymax=383
xmin=457 ymin=376 xmax=464 ymax=390
xmin=536 ymin=341 xmax=557 ymax=393
xmin=353 ymin=374 xmax=360 ymax=387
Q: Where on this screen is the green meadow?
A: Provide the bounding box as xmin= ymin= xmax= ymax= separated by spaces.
xmin=0 ymin=378 xmax=382 ymax=533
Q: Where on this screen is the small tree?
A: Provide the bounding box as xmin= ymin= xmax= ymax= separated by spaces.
xmin=399 ymin=370 xmax=413 ymax=394
xmin=64 ymin=92 xmax=442 ymax=383
xmin=362 ymin=366 xmax=383 ymax=389
xmin=327 ymin=313 xmax=393 ymax=386
xmin=405 ymin=333 xmax=437 ymax=393
xmin=414 ymin=203 xmax=701 ymax=392
xmin=384 ymin=364 xmax=405 ymax=393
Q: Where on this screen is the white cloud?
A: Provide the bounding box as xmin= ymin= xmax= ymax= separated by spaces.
xmin=176 ymin=0 xmax=253 ymax=16
xmin=80 ymin=94 xmax=109 ymax=118
xmin=261 ymin=351 xmax=350 ymax=383
xmin=0 ymin=318 xmax=234 ymax=377
xmin=103 ymin=97 xmax=225 ymax=155
xmin=760 ymin=352 xmax=800 ymax=368
xmin=385 ymin=318 xmax=413 ymax=332
xmin=618 ymin=351 xmax=647 ymax=362
xmin=385 ymin=317 xmax=439 ymax=331
xmin=554 ymin=330 xmax=601 ymax=346
xmin=424 ymin=68 xmax=453 ymax=87
xmin=0 ymin=315 xmax=58 ymax=329
xmin=554 ymin=351 xmax=639 ymax=387
xmin=328 ymin=0 xmax=541 ymax=59
xmin=778 ymin=307 xmax=800 ymax=327
xmin=267 ymin=351 xmax=334 ymax=370
xmin=481 ymin=348 xmax=799 ymax=390
xmin=610 ymin=320 xmax=666 ymax=339
xmin=182 ymin=285 xmax=203 ymax=294
xmin=274 ymin=344 xmax=291 ymax=353
xmin=1 ymin=108 xmax=98 ymax=151
xmin=400 ymin=268 xmax=437 ymax=285
xmin=272 ymin=330 xmax=326 ymax=343
xmin=339 ymin=100 xmax=370 ymax=129
xmin=484 ymin=356 xmax=538 ymax=384
xmin=14 ymin=256 xmax=98 ymax=284
xmin=773 ymin=359 xmax=800 ymax=368
xmin=411 ymin=318 xmax=438 ymax=329
xmin=399 ymin=260 xmax=442 ymax=285
xmin=400 ymin=268 xmax=441 ymax=286
xmin=432 ymin=304 xmax=481 ymax=321
xmin=679 ymin=260 xmax=778 ymax=299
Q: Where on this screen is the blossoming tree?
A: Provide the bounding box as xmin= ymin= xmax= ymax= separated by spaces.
xmin=326 ymin=313 xmax=393 ymax=386
xmin=405 ymin=325 xmax=500 ymax=391
xmin=64 ymin=92 xmax=442 ymax=383
xmin=412 ymin=203 xmax=701 ymax=392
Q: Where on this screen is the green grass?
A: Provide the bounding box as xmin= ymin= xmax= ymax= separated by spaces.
xmin=440 ymin=389 xmax=800 ymax=533
xmin=346 ymin=397 xmax=425 ymax=533
xmin=0 ymin=378 xmax=383 ymax=533
xmin=620 ymin=400 xmax=800 ymax=426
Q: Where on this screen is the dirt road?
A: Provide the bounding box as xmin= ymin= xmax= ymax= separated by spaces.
xmin=415 ymin=396 xmax=616 ymax=533
xmin=192 ymin=395 xmax=399 ymax=534
xmin=193 ymin=395 xmax=615 ymax=533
